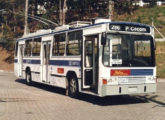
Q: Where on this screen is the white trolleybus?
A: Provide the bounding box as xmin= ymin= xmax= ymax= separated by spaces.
xmin=14 ymin=19 xmax=156 ymax=97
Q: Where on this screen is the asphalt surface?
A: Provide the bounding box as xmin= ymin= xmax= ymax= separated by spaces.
xmin=0 ymin=72 xmax=165 ymax=120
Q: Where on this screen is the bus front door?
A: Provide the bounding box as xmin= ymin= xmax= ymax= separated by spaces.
xmin=18 ymin=45 xmax=24 ymax=77
xmin=82 ymin=35 xmax=98 ymax=93
xmin=41 ymin=41 xmax=51 ymax=83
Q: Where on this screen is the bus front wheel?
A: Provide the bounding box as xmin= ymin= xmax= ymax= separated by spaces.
xmin=68 ymin=76 xmax=79 ymax=98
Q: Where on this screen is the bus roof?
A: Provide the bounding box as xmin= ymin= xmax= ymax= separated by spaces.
xmin=17 ymin=21 xmax=152 ymax=41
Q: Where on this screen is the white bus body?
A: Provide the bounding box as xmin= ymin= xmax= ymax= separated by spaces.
xmin=14 ymin=20 xmax=156 ymax=97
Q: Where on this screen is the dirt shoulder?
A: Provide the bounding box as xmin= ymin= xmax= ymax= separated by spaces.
xmin=0 ymin=47 xmax=14 ymax=72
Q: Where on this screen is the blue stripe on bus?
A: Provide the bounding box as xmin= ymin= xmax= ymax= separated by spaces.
xmin=49 ymin=60 xmax=81 ymax=67
xmin=131 ymin=69 xmax=153 ymax=76
xmin=23 ymin=59 xmax=41 ymax=64
xmin=14 ymin=59 xmax=18 ymax=63
xmin=22 ymin=59 xmax=81 ymax=67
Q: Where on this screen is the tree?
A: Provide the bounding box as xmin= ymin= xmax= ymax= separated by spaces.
xmin=113 ymin=0 xmax=137 ymax=15
xmin=66 ymin=0 xmax=110 ymax=23
xmin=149 ymin=0 xmax=157 ymax=7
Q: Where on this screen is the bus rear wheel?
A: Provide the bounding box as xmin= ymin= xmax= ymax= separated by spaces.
xmin=26 ymin=71 xmax=32 ymax=85
xmin=68 ymin=76 xmax=79 ymax=98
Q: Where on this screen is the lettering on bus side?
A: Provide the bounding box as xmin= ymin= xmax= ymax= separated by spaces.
xmin=69 ymin=61 xmax=80 ymax=66
xmin=23 ymin=59 xmax=31 ymax=64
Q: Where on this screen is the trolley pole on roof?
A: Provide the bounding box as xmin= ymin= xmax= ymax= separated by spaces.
xmin=24 ymin=0 xmax=29 ymax=35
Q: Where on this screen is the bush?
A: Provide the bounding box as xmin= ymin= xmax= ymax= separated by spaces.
xmin=113 ymin=0 xmax=137 ymax=15
xmin=149 ymin=0 xmax=157 ymax=7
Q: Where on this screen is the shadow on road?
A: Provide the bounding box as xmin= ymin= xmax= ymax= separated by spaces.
xmin=137 ymin=95 xmax=165 ymax=108
xmin=77 ymin=94 xmax=148 ymax=106
xmin=15 ymin=79 xmax=165 ymax=106
xmin=15 ymin=79 xmax=66 ymax=95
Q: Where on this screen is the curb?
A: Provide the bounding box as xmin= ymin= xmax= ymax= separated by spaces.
xmin=157 ymin=79 xmax=165 ymax=82
xmin=0 ymin=70 xmax=14 ymax=73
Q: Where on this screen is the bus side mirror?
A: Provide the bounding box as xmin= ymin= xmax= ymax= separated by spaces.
xmin=101 ymin=32 xmax=107 ymax=45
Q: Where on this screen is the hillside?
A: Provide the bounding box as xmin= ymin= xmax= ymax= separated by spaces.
xmin=155 ymin=42 xmax=165 ymax=78
xmin=0 ymin=47 xmax=14 ymax=72
xmin=113 ymin=5 xmax=165 ymax=38
xmin=113 ymin=5 xmax=165 ymax=78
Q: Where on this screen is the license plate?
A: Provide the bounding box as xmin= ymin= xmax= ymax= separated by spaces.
xmin=128 ymin=86 xmax=137 ymax=93
xmin=119 ymin=78 xmax=128 ymax=83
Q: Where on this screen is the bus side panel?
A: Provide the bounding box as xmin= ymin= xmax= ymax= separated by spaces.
xmin=48 ymin=58 xmax=81 ymax=89
xmin=23 ymin=59 xmax=41 ymax=82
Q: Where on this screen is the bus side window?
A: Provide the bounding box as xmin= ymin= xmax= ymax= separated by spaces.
xmin=32 ymin=38 xmax=41 ymax=56
xmin=15 ymin=41 xmax=18 ymax=57
xmin=52 ymin=33 xmax=66 ymax=56
xmin=24 ymin=39 xmax=33 ymax=57
xmin=67 ymin=31 xmax=82 ymax=55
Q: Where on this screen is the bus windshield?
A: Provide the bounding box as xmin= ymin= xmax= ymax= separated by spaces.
xmin=103 ymin=34 xmax=155 ymax=67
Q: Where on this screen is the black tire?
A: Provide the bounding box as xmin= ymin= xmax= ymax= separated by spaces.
xmin=68 ymin=76 xmax=79 ymax=98
xmin=26 ymin=70 xmax=32 ymax=85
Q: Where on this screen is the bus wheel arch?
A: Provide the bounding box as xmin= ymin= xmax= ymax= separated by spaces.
xmin=25 ymin=67 xmax=32 ymax=85
xmin=66 ymin=71 xmax=79 ymax=98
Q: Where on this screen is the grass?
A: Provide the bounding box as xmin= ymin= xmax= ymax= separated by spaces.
xmin=156 ymin=42 xmax=165 ymax=78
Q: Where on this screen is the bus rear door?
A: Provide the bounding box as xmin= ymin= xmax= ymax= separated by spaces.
xmin=41 ymin=41 xmax=51 ymax=83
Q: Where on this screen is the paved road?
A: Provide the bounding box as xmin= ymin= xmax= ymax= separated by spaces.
xmin=0 ymin=72 xmax=165 ymax=120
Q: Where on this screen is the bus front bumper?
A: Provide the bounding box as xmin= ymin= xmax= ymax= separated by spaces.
xmin=101 ymin=83 xmax=156 ymax=97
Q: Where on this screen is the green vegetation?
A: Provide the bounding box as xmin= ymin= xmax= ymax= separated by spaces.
xmin=0 ymin=1 xmax=165 ymax=78
xmin=156 ymin=42 xmax=165 ymax=78
xmin=113 ymin=5 xmax=165 ymax=78
xmin=114 ymin=6 xmax=165 ymax=38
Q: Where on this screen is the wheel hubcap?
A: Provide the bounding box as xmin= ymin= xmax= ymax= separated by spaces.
xmin=70 ymin=79 xmax=76 ymax=93
xmin=27 ymin=74 xmax=30 ymax=83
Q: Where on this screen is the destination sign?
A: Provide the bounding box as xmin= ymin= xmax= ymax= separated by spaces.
xmin=109 ymin=24 xmax=150 ymax=33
